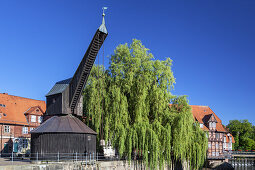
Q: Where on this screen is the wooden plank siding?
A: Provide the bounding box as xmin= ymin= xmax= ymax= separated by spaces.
xmin=31 ymin=133 xmax=96 ymax=160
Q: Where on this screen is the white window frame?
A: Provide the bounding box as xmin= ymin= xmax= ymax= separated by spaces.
xmin=213 ymin=122 xmax=216 ymax=128
xmin=229 ymin=143 xmax=232 ymax=150
xmin=4 ymin=125 xmax=10 ymax=133
xmin=38 ymin=116 xmax=42 ymax=123
xmin=31 ymin=115 xmax=36 ymax=123
xmin=200 ymin=123 xmax=204 ymax=128
xmin=22 ymin=127 xmax=28 ymax=134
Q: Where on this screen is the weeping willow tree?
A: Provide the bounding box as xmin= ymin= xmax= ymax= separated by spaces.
xmin=83 ymin=39 xmax=207 ymax=169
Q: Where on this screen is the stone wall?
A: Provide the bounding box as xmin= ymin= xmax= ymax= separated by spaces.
xmin=0 ymin=160 xmax=177 ymax=170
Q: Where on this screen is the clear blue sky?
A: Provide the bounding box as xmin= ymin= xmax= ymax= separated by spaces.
xmin=0 ymin=0 xmax=254 ymax=125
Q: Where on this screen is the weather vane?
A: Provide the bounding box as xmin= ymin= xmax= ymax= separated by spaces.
xmin=102 ymin=7 xmax=108 ymax=16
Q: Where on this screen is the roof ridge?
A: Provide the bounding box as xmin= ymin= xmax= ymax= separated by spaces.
xmin=0 ymin=93 xmax=45 ymax=102
xmin=190 ymin=105 xmax=209 ymax=107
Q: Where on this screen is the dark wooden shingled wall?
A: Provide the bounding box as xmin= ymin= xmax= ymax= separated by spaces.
xmin=31 ymin=133 xmax=96 ymax=160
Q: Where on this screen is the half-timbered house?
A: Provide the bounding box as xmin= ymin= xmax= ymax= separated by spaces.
xmin=191 ymin=105 xmax=235 ymax=160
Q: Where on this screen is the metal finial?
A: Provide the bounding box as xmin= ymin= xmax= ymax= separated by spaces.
xmin=102 ymin=7 xmax=108 ymax=16
xmin=99 ymin=7 xmax=108 ymax=34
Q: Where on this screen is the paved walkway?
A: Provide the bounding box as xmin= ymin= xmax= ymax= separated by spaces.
xmin=0 ymin=157 xmax=31 ymax=166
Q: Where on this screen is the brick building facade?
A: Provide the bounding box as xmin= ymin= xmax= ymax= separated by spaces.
xmin=0 ymin=93 xmax=45 ymax=154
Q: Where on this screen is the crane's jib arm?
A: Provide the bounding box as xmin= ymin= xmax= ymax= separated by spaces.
xmin=69 ymin=29 xmax=107 ymax=114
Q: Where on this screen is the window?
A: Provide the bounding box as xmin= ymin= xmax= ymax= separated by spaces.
xmin=212 ymin=152 xmax=215 ymax=156
xmin=200 ymin=123 xmax=204 ymax=128
xmin=213 ymin=122 xmax=216 ymax=128
xmin=216 ymin=152 xmax=219 ymax=156
xmin=30 ymin=127 xmax=35 ymax=131
xmin=216 ymin=143 xmax=219 ymax=148
xmin=38 ymin=116 xmax=43 ymax=123
xmin=22 ymin=127 xmax=28 ymax=134
xmin=208 ymin=143 xmax=211 ymax=148
xmin=0 ymin=104 xmax=6 ymax=107
xmin=22 ymin=139 xmax=28 ymax=148
xmin=31 ymin=115 xmax=36 ymax=122
xmin=224 ymin=136 xmax=226 ymax=142
xmin=216 ymin=133 xmax=220 ymax=139
xmin=4 ymin=125 xmax=10 ymax=133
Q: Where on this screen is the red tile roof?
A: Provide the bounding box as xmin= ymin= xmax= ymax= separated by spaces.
xmin=190 ymin=105 xmax=228 ymax=132
xmin=25 ymin=106 xmax=45 ymax=115
xmin=0 ymin=93 xmax=46 ymax=125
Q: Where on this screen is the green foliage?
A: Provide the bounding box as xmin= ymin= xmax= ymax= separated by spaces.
xmin=83 ymin=39 xmax=208 ymax=169
xmin=227 ymin=119 xmax=255 ymax=150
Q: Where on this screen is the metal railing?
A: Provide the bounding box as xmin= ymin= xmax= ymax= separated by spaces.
xmin=232 ymin=151 xmax=255 ymax=155
xmin=0 ymin=152 xmax=120 ymax=164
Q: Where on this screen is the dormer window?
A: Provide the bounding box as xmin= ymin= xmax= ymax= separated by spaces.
xmin=209 ymin=122 xmax=216 ymax=129
xmin=200 ymin=123 xmax=204 ymax=128
xmin=31 ymin=115 xmax=36 ymax=122
xmin=38 ymin=116 xmax=43 ymax=123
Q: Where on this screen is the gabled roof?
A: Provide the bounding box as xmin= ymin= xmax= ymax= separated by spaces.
xmin=24 ymin=106 xmax=44 ymax=116
xmin=208 ymin=114 xmax=218 ymax=123
xmin=46 ymin=78 xmax=72 ymax=97
xmin=190 ymin=105 xmax=227 ymax=132
xmin=0 ymin=93 xmax=46 ymax=125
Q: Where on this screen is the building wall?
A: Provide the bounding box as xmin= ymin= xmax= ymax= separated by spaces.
xmin=0 ymin=124 xmax=37 ymax=153
xmin=207 ymin=131 xmax=227 ymax=158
